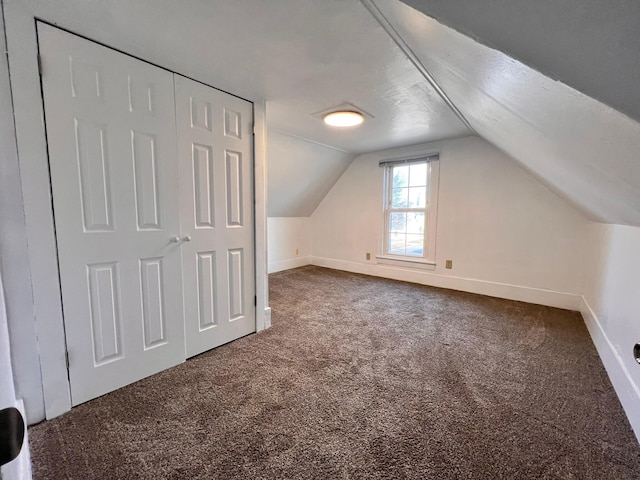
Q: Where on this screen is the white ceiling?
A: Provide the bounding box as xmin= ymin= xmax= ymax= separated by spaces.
xmin=260 ymin=0 xmax=472 ymax=153
xmin=403 ymin=0 xmax=640 ymax=124
xmin=14 ymin=0 xmax=470 ymax=154
xmin=6 ymin=0 xmax=640 ymax=223
xmin=374 ymin=0 xmax=640 ymax=226
xmin=268 ymin=131 xmax=353 ymax=217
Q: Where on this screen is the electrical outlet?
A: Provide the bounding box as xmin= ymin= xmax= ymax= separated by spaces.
xmin=295 ymin=248 xmax=299 ymax=256
xmin=445 ymin=259 xmax=453 ymax=269
xmin=366 ymin=252 xmax=371 ymax=260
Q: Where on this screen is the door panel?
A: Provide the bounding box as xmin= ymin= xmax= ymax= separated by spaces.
xmin=174 ymin=75 xmax=256 ymax=358
xmin=193 ymin=144 xmax=216 ymax=227
xmin=38 ymin=23 xmax=185 ymax=405
xmin=131 ymin=131 xmax=162 ymax=229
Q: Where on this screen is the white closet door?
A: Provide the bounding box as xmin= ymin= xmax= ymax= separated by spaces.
xmin=174 ymin=75 xmax=256 ymax=358
xmin=38 ymin=23 xmax=186 ymax=405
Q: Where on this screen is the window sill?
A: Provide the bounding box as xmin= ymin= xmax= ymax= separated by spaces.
xmin=375 ymin=255 xmax=436 ymax=271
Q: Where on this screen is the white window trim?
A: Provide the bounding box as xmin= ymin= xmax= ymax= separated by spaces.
xmin=375 ymin=254 xmax=436 ymax=271
xmin=379 ymin=156 xmax=440 ymax=269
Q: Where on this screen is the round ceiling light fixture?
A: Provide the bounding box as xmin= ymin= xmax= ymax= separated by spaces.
xmin=323 ymin=110 xmax=364 ymax=127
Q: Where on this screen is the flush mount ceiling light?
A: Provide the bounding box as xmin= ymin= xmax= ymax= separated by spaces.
xmin=323 ymin=111 xmax=365 ymax=127
xmin=313 ymin=102 xmax=373 ymax=127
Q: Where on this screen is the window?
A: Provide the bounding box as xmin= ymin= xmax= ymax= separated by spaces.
xmin=380 ymin=155 xmax=439 ymax=266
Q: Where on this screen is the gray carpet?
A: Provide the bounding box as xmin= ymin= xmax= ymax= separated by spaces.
xmin=29 ymin=266 xmax=640 ymax=479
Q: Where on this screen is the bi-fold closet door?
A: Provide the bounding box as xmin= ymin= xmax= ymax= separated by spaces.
xmin=175 ymin=76 xmax=256 ymax=358
xmin=38 ymin=23 xmax=255 ymax=406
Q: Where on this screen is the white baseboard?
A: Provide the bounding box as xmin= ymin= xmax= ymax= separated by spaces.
xmin=580 ymin=296 xmax=640 ymax=442
xmin=263 ymin=307 xmax=272 ymax=329
xmin=0 ymin=399 xmax=32 ymax=480
xmin=268 ymin=256 xmax=310 ymax=274
xmin=309 ymin=256 xmax=580 ymax=310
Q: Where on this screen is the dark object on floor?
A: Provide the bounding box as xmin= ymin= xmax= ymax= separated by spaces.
xmin=29 ymin=266 xmax=640 ymax=479
xmin=0 ymin=407 xmax=24 ymax=466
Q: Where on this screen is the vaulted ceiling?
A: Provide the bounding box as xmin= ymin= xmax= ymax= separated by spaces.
xmin=5 ymin=0 xmax=640 ymax=223
xmin=402 ymin=0 xmax=640 ymax=124
xmin=373 ymin=0 xmax=640 ymax=226
xmin=15 ymin=0 xmax=469 ymax=153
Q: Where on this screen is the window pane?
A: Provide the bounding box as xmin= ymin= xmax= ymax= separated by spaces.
xmin=391 ymin=188 xmax=408 ymax=208
xmin=389 ymin=212 xmax=406 ymax=233
xmin=406 ymin=212 xmax=425 ymax=234
xmin=408 ymin=187 xmax=426 ymax=208
xmin=388 ymin=232 xmax=406 ymax=255
xmin=409 ymin=163 xmax=427 ymax=187
xmin=406 ymin=234 xmax=424 ymax=256
xmin=392 ymin=166 xmax=408 ymax=188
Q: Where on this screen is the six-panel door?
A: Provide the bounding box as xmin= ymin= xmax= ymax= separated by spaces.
xmin=39 ymin=23 xmax=186 ymax=405
xmin=174 ymin=75 xmax=256 ymax=358
xmin=39 ymin=23 xmax=255 ymax=405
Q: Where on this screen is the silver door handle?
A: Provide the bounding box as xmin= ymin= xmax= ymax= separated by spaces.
xmin=182 ymin=235 xmax=192 ymax=242
xmin=170 ymin=236 xmax=180 ymax=243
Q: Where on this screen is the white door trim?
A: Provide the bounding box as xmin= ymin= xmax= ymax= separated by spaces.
xmin=253 ymin=102 xmax=271 ymax=331
xmin=3 ymin=13 xmax=269 ymax=419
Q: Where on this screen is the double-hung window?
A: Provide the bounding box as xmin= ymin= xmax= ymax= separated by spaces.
xmin=380 ymin=154 xmax=439 ymax=266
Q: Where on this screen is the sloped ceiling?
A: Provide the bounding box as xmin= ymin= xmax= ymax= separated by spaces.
xmin=6 ymin=0 xmax=473 ymax=219
xmin=7 ymin=0 xmax=469 ymax=154
xmin=5 ymin=0 xmax=640 ymax=223
xmin=402 ymin=0 xmax=640 ymax=124
xmin=268 ymin=131 xmax=354 ymax=217
xmin=372 ymin=0 xmax=640 ymax=226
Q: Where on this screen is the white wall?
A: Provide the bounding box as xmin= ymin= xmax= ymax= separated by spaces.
xmin=0 ymin=275 xmax=16 ymax=418
xmin=0 ymin=8 xmax=45 ymax=425
xmin=2 ymin=1 xmax=270 ymax=422
xmin=0 ymin=274 xmax=18 ymax=477
xmin=267 ymin=218 xmax=311 ymax=273
xmin=266 ymin=130 xmax=346 ymax=274
xmin=581 ymin=224 xmax=640 ymax=441
xmin=0 ymin=273 xmax=31 ymax=480
xmin=310 ymin=136 xmax=589 ymax=309
xmin=267 ymin=130 xmax=353 ymax=217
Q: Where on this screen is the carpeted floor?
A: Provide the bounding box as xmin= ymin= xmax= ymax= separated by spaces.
xmin=29 ymin=266 xmax=640 ymax=479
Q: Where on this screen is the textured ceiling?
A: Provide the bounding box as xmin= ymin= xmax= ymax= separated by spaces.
xmin=375 ymin=0 xmax=640 ymax=226
xmin=5 ymin=0 xmax=640 ymax=223
xmin=402 ymin=0 xmax=640 ymax=124
xmin=10 ymin=0 xmax=470 ymax=154
xmin=267 ymin=131 xmax=354 ymax=217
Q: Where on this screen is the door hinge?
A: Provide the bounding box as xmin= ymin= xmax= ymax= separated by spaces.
xmin=252 ymin=124 xmax=256 ymax=135
xmin=254 ymin=295 xmax=257 ymax=307
xmin=37 ymin=54 xmax=43 ymax=77
xmin=64 ymin=350 xmax=70 ymax=369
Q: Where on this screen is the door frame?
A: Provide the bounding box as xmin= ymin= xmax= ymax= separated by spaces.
xmin=3 ymin=13 xmax=270 ymax=420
